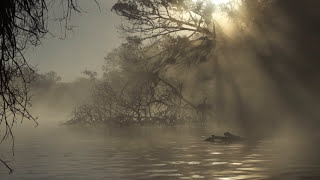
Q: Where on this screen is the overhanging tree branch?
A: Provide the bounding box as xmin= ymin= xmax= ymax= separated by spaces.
xmin=112 ymin=0 xmax=217 ymax=41
xmin=0 ymin=0 xmax=82 ymax=173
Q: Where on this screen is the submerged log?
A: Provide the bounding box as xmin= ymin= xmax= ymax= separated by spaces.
xmin=205 ymin=132 xmax=245 ymax=143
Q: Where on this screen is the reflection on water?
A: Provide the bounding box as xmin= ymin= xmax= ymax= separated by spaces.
xmin=0 ymin=126 xmax=320 ymax=180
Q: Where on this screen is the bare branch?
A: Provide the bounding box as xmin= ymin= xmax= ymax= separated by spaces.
xmin=112 ymin=0 xmax=216 ymax=42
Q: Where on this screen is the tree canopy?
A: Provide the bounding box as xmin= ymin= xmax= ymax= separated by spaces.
xmin=67 ymin=41 xmax=197 ymax=127
xmin=112 ymin=0 xmax=217 ymax=42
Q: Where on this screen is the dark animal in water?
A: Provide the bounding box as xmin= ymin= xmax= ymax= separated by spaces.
xmin=205 ymin=132 xmax=245 ymax=143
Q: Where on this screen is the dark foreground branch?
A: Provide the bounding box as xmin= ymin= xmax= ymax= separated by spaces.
xmin=0 ymin=0 xmax=85 ymax=174
xmin=0 ymin=158 xmax=13 ymax=174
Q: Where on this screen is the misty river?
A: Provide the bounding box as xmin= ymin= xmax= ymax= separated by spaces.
xmin=1 ymin=124 xmax=320 ymax=180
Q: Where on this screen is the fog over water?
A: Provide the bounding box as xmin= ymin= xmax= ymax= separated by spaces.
xmin=1 ymin=0 xmax=320 ymax=179
xmin=1 ymin=122 xmax=320 ymax=179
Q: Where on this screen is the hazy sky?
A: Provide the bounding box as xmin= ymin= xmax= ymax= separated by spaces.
xmin=26 ymin=0 xmax=122 ymax=82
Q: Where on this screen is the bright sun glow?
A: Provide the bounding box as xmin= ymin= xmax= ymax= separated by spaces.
xmin=192 ymin=0 xmax=230 ymax=5
xmin=189 ymin=0 xmax=240 ymax=37
xmin=211 ymin=0 xmax=230 ymax=4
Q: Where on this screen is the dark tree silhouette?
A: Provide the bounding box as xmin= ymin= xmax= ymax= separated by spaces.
xmin=0 ymin=0 xmax=81 ymax=173
xmin=112 ymin=0 xmax=217 ymax=42
xmin=66 ymin=40 xmax=204 ymax=127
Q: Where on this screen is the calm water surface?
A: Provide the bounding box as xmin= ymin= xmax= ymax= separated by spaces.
xmin=1 ymin=126 xmax=320 ymax=180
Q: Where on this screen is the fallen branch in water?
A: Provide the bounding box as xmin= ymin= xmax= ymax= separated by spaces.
xmin=205 ymin=132 xmax=245 ymax=143
xmin=0 ymin=158 xmax=13 ymax=174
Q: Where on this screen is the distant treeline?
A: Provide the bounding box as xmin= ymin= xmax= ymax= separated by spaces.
xmin=27 ymin=70 xmax=95 ymax=114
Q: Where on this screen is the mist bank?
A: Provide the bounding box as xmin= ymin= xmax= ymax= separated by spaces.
xmin=25 ymin=70 xmax=96 ymax=126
